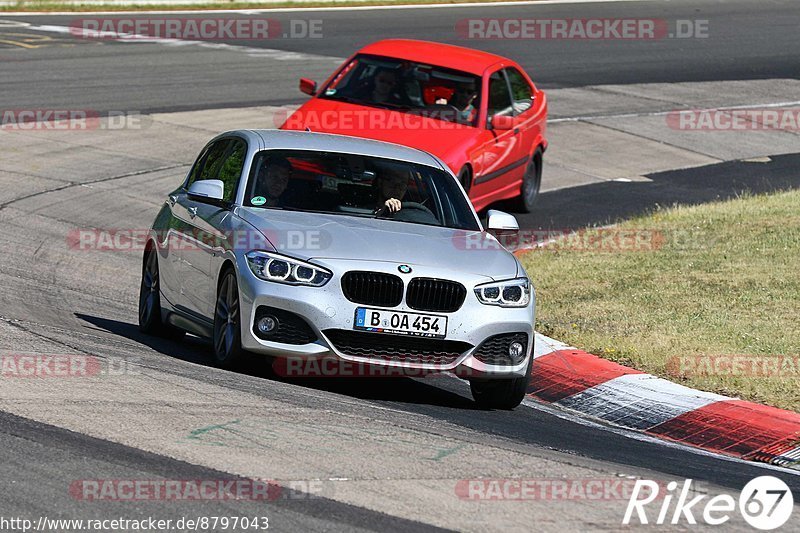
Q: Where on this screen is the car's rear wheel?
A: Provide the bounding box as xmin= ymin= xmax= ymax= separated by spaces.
xmin=139 ymin=248 xmax=184 ymax=339
xmin=458 ymin=166 xmax=472 ymax=194
xmin=213 ymin=268 xmax=244 ymax=368
xmin=511 ymin=149 xmax=543 ymax=213
xmin=470 ymin=356 xmax=533 ymax=410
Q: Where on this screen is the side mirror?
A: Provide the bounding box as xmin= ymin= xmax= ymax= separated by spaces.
xmin=490 ymin=114 xmax=515 ymax=131
xmin=299 ymin=78 xmax=317 ymax=96
xmin=187 ymin=179 xmax=224 ymax=202
xmin=486 ymin=209 xmax=519 ymax=233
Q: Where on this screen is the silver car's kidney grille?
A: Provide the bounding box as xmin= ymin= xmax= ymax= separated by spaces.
xmin=406 ymin=278 xmax=467 ymax=313
xmin=324 ymin=329 xmax=471 ymax=366
xmin=341 ymin=271 xmax=404 ymax=307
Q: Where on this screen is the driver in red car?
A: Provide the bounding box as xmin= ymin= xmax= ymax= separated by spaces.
xmin=436 ymin=80 xmax=478 ymax=123
xmin=355 ymin=67 xmax=404 ymax=106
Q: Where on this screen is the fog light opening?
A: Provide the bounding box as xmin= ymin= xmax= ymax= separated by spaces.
xmin=509 ymin=341 xmax=524 ymax=360
xmin=257 ymin=315 xmax=279 ymax=336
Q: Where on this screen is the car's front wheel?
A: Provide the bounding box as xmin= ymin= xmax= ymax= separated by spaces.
xmin=511 ymin=149 xmax=543 ymax=213
xmin=139 ymin=248 xmax=184 ymax=339
xmin=458 ymin=166 xmax=472 ymax=193
xmin=470 ymin=356 xmax=533 ymax=410
xmin=213 ymin=268 xmax=244 ymax=368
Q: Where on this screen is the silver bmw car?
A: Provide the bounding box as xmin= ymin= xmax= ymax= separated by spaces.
xmin=139 ymin=130 xmax=535 ymax=409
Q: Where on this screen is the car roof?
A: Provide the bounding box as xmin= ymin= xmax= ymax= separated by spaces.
xmin=236 ymin=129 xmax=445 ymax=169
xmin=357 ymin=39 xmax=507 ymax=76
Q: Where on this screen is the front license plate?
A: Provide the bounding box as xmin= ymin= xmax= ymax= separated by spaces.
xmin=354 ymin=308 xmax=447 ymax=338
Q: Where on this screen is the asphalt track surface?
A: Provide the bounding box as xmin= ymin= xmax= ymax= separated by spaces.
xmin=1 ymin=0 xmax=800 ymax=530
xmin=1 ymin=0 xmax=799 ymax=112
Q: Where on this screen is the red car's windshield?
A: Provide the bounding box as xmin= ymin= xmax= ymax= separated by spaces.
xmin=320 ymin=54 xmax=481 ymax=127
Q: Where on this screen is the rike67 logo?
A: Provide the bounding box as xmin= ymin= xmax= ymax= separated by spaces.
xmin=624 ymin=476 xmax=794 ymax=530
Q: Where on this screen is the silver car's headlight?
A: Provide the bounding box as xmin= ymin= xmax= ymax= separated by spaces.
xmin=474 ymin=278 xmax=531 ymax=307
xmin=245 ymin=251 xmax=332 ymax=287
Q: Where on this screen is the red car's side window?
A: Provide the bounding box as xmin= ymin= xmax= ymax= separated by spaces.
xmin=487 ymin=71 xmax=514 ymax=118
xmin=504 ymin=68 xmax=534 ymax=115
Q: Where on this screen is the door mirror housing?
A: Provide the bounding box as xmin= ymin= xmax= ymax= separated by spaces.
xmin=299 ymin=78 xmax=317 ymax=96
xmin=486 ymin=209 xmax=519 ymax=232
xmin=187 ymin=179 xmax=225 ymax=202
xmin=490 ymin=114 xmax=515 ymax=130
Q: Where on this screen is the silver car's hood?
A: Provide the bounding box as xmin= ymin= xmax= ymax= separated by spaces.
xmin=236 ymin=208 xmax=519 ymax=280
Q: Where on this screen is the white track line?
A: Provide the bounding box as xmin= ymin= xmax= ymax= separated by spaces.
xmin=25 ymin=23 xmax=344 ymax=61
xmin=549 ymin=100 xmax=800 ymax=123
xmin=0 ymin=0 xmax=657 ymax=17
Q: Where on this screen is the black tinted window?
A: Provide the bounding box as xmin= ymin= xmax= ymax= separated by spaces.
xmin=185 ymin=146 xmax=209 ymax=188
xmin=505 ymin=68 xmax=533 ymax=114
xmin=217 ymin=139 xmax=247 ymax=202
xmin=244 ymin=150 xmax=479 ymax=231
xmin=320 ymin=54 xmax=482 ymax=126
xmin=198 ymin=140 xmax=230 ymax=182
xmin=488 ymin=71 xmax=513 ymax=117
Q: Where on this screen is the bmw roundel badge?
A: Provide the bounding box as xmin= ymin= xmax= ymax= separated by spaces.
xmin=398 ymin=265 xmax=412 ymax=274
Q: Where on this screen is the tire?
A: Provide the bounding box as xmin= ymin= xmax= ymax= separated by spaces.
xmin=510 ymin=149 xmax=543 ymax=213
xmin=213 ymin=268 xmax=244 ymax=369
xmin=138 ymin=248 xmax=185 ymax=339
xmin=470 ymin=355 xmax=533 ymax=410
xmin=458 ymin=166 xmax=472 ymax=194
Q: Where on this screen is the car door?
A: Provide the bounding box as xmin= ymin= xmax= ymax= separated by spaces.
xmin=180 ymin=137 xmax=248 ymax=320
xmin=470 ymin=68 xmax=524 ymax=199
xmin=158 ymin=144 xmax=211 ymax=310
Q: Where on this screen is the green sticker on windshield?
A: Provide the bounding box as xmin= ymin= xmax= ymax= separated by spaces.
xmin=251 ymin=196 xmax=267 ymax=206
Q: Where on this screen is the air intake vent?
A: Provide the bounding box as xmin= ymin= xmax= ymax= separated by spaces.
xmin=324 ymin=329 xmax=471 ymax=366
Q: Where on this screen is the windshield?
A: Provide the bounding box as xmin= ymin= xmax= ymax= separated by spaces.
xmin=243 ymin=149 xmax=480 ymax=231
xmin=320 ymin=54 xmax=481 ymax=127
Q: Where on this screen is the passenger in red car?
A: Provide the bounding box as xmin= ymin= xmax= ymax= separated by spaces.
xmin=436 ymin=80 xmax=478 ymax=122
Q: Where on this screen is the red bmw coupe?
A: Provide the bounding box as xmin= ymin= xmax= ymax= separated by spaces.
xmin=280 ymin=39 xmax=548 ymax=212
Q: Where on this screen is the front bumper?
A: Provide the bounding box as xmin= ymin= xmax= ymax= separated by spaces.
xmin=235 ymin=256 xmax=535 ymax=379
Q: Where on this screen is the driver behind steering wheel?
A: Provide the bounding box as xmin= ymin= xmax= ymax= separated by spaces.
xmin=435 ymin=80 xmax=478 ymax=123
xmin=374 ymin=164 xmax=408 ymax=215
xmin=373 ymin=164 xmax=440 ymax=225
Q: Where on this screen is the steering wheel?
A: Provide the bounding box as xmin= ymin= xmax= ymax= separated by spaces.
xmin=400 ymin=201 xmax=435 ymax=216
xmin=374 ymin=201 xmax=436 ymax=221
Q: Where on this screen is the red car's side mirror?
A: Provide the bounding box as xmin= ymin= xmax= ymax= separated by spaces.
xmin=490 ymin=114 xmax=515 ymax=130
xmin=299 ymin=78 xmax=317 ymax=96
